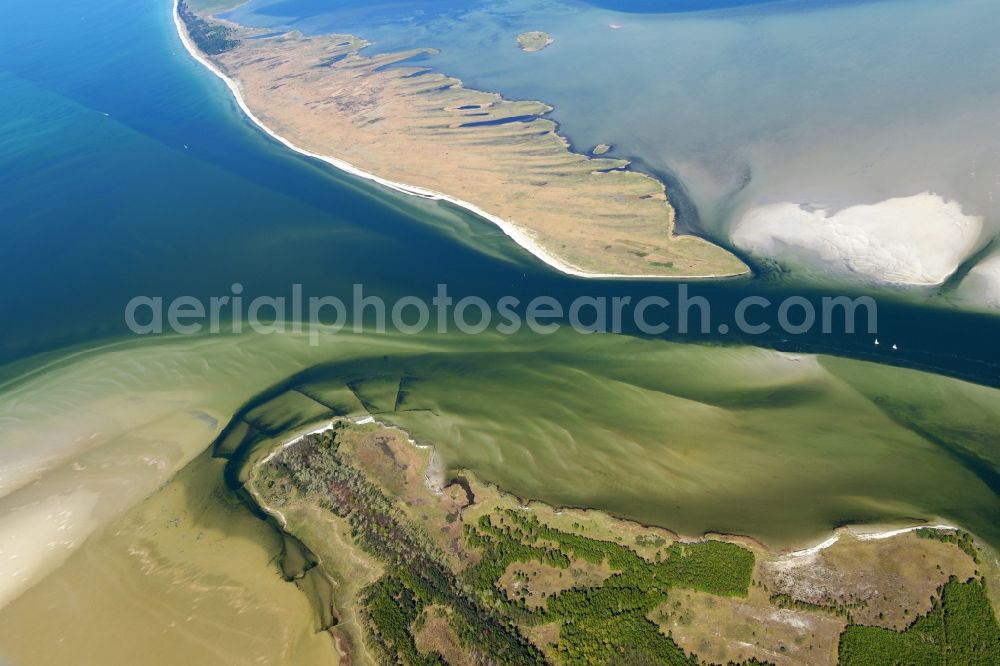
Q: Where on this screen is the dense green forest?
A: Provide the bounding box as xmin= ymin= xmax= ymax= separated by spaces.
xmin=839 ymin=577 xmax=1000 ymax=665
xmin=463 ymin=510 xmax=754 ymax=663
xmin=917 ymin=527 xmax=980 ymax=563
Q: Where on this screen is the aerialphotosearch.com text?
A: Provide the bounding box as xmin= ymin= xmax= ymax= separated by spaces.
xmin=125 ymin=283 xmax=878 ymax=345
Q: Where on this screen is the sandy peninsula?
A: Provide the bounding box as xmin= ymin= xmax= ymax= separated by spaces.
xmin=174 ymin=1 xmax=748 ymax=279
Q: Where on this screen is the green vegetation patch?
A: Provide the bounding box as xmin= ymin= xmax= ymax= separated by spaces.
xmin=260 ymin=427 xmax=759 ymax=665
xmin=839 ymin=577 xmax=1000 ymax=665
xmin=255 ymin=421 xmax=1000 ymax=666
xmin=517 ymin=31 xmax=554 ymax=52
xmin=463 ymin=509 xmax=755 ymax=664
xmin=770 ymin=593 xmax=865 ymax=619
xmin=263 ymin=429 xmax=544 ymax=665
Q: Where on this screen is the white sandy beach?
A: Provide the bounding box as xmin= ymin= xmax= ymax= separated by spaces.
xmin=731 ymin=192 xmax=985 ymax=286
xmin=171 ymin=1 xmax=743 ymax=281
xmin=784 ymin=523 xmax=959 ymax=559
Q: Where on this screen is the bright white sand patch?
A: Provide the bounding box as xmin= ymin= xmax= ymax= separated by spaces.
xmin=955 ymin=252 xmax=1000 ymax=310
xmin=788 ymin=534 xmax=839 ymax=558
xmin=779 ymin=524 xmax=959 ymax=564
xmin=731 ymin=192 xmax=984 ymax=285
xmin=768 ymin=608 xmax=812 ymax=630
xmin=852 ymin=524 xmax=957 ymax=541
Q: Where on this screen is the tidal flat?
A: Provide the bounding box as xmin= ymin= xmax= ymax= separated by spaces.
xmin=0 ymin=450 xmax=342 ymax=665
xmin=0 ymin=329 xmax=998 ymax=661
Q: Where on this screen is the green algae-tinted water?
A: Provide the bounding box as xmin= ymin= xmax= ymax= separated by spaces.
xmin=1 ymin=328 xmax=997 ymax=665
xmin=215 ymin=331 xmax=1000 ymax=550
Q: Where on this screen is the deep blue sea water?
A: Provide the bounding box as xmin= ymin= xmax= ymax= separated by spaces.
xmin=0 ymin=0 xmax=998 ymax=388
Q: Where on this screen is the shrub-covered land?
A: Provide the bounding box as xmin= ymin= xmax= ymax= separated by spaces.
xmin=260 ymin=428 xmax=759 ymax=665
xmin=769 ymin=593 xmax=866 ymax=620
xmin=916 ymin=527 xmax=980 ymax=564
xmin=463 ymin=510 xmax=754 ymax=664
xmin=839 ymin=577 xmax=1000 ymax=665
xmin=266 ymin=428 xmax=543 ymax=665
xmin=177 ymin=0 xmax=239 ymax=55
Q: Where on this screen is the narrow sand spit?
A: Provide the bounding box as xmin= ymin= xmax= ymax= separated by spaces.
xmin=172 ymin=1 xmax=744 ymax=280
xmin=784 ymin=523 xmax=959 ymax=559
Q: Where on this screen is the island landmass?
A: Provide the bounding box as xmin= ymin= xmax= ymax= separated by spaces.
xmin=518 ymin=31 xmax=555 ymax=52
xmin=248 ymin=419 xmax=1000 ymax=665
